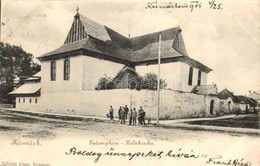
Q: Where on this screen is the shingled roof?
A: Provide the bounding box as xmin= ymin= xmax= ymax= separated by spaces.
xmin=218 ymin=88 xmax=239 ymax=102
xmin=131 ymin=27 xmax=188 ymax=56
xmin=38 ymin=12 xmax=212 ymax=73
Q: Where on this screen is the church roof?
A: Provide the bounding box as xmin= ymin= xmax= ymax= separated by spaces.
xmin=112 ymin=66 xmax=140 ymax=82
xmin=131 ymin=27 xmax=188 ymax=56
xmin=38 ymin=12 xmax=212 ymax=73
xmin=80 ymin=15 xmax=111 ymax=41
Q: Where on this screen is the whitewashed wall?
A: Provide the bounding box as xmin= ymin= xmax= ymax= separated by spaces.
xmin=15 ymin=97 xmax=40 ymax=111
xmin=81 ymin=56 xmax=124 ymax=90
xmin=201 ymin=71 xmax=208 ymax=85
xmin=41 ymin=55 xmax=84 ymax=93
xmin=179 ymin=63 xmax=208 ymax=92
xmin=136 ymin=62 xmax=183 ymax=91
xmin=15 ymin=90 xmax=223 ymax=119
xmin=219 ymin=97 xmax=233 ymax=114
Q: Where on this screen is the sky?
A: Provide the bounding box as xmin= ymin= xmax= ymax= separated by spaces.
xmin=1 ymin=0 xmax=259 ymax=95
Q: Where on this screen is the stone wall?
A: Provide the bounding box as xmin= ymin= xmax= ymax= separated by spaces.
xmin=15 ymin=89 xmax=221 ymax=119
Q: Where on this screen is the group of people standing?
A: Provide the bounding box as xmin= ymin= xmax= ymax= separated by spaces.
xmin=108 ymin=105 xmax=146 ymax=126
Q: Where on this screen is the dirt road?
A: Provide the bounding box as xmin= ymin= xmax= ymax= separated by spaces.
xmin=0 ymin=109 xmax=259 ymax=166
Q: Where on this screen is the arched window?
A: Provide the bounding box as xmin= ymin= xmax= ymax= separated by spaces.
xmin=197 ymin=70 xmax=201 ymax=86
xmin=64 ymin=59 xmax=70 ymax=80
xmin=50 ymin=61 xmax=56 ymax=81
xmin=188 ymin=67 xmax=193 ymax=85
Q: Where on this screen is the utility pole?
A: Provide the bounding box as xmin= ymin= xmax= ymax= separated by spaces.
xmin=0 ymin=0 xmax=2 ymax=41
xmin=157 ymin=32 xmax=161 ymax=125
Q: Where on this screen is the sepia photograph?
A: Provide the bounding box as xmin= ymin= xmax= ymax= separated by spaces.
xmin=0 ymin=0 xmax=259 ymax=165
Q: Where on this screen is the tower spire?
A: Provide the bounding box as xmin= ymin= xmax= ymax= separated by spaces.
xmin=76 ymin=6 xmax=79 ymax=14
xmin=74 ymin=6 xmax=80 ymax=18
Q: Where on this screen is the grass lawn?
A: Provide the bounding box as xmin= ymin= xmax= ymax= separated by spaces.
xmin=185 ymin=115 xmax=259 ymax=129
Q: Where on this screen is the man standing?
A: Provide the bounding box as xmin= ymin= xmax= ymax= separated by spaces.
xmin=109 ymin=106 xmax=114 ymax=120
xmin=139 ymin=106 xmax=145 ymax=125
xmin=124 ymin=105 xmax=129 ymax=120
xmin=118 ymin=106 xmax=122 ymax=120
xmin=141 ymin=109 xmax=146 ymax=125
xmin=120 ymin=107 xmax=126 ymax=124
xmin=128 ymin=109 xmax=133 ymax=125
xmin=138 ymin=106 xmax=142 ymax=125
xmin=132 ymin=108 xmax=137 ymax=125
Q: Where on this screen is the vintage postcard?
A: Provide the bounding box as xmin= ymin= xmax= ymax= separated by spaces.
xmin=0 ymin=0 xmax=259 ymax=165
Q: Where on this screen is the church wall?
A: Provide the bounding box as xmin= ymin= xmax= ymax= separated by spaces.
xmin=192 ymin=67 xmax=199 ymax=87
xmin=41 ymin=55 xmax=84 ymax=93
xmin=41 ymin=55 xmax=125 ymax=93
xmin=201 ymin=71 xmax=208 ymax=85
xmin=135 ymin=62 xmax=183 ymax=91
xmin=179 ymin=63 xmax=208 ymax=92
xmin=136 ymin=62 xmax=208 ymax=92
xmin=81 ymin=55 xmax=124 ymax=90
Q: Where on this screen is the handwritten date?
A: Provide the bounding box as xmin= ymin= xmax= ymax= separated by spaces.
xmin=209 ymin=0 xmax=223 ymax=10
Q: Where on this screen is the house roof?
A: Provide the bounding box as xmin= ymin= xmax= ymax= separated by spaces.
xmin=235 ymin=95 xmax=249 ymax=104
xmin=218 ymin=88 xmax=239 ymax=102
xmin=248 ymin=92 xmax=260 ymax=100
xmin=38 ymin=12 xmax=212 ymax=73
xmin=218 ymin=89 xmax=258 ymax=106
xmin=235 ymin=96 xmax=257 ymax=106
xmin=245 ymin=97 xmax=257 ymax=107
xmin=9 ymin=83 xmax=41 ymax=96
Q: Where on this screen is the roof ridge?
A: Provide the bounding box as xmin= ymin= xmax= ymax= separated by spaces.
xmin=130 ymin=26 xmax=181 ymax=39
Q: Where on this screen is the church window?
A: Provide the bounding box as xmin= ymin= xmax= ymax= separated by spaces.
xmin=188 ymin=67 xmax=193 ymax=85
xmin=51 ymin=61 xmax=56 ymax=81
xmin=197 ymin=70 xmax=201 ymax=86
xmin=64 ymin=59 xmax=70 ymax=80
